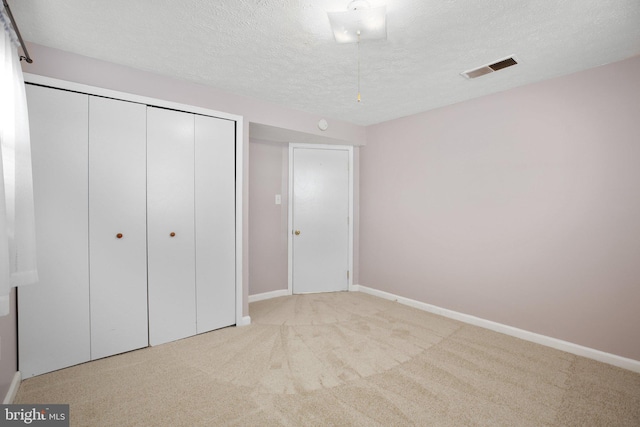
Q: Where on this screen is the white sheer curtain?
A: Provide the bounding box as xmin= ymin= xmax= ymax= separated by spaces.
xmin=0 ymin=6 xmax=38 ymax=316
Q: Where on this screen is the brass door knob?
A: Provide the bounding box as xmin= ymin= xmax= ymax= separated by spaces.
xmin=294 ymin=230 xmax=301 ymax=235
xmin=170 ymin=232 xmax=176 ymax=237
xmin=116 ymin=233 xmax=123 ymax=239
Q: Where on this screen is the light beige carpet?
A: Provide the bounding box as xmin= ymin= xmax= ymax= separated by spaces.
xmin=15 ymin=292 xmax=640 ymax=426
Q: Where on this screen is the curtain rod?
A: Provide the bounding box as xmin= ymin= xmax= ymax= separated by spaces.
xmin=2 ymin=0 xmax=33 ymax=63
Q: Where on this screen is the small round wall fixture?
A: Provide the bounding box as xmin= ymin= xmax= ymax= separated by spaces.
xmin=318 ymin=118 xmax=329 ymax=131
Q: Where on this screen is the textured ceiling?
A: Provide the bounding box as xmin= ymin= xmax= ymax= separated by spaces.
xmin=9 ymin=0 xmax=640 ymax=126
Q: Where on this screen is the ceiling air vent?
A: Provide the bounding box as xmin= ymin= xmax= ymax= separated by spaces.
xmin=461 ymin=56 xmax=518 ymax=79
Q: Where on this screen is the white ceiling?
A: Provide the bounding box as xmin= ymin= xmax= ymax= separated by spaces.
xmin=9 ymin=0 xmax=640 ymax=126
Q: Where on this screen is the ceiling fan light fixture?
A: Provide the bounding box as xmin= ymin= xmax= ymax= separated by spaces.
xmin=327 ymin=1 xmax=387 ymax=103
xmin=327 ymin=1 xmax=386 ymax=44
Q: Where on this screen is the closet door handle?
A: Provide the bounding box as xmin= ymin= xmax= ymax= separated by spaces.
xmin=116 ymin=233 xmax=123 ymax=239
xmin=170 ymin=232 xmax=176 ymax=237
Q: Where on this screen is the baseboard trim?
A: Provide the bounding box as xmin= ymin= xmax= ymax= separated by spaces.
xmin=248 ymin=289 xmax=289 ymax=303
xmin=352 ymin=284 xmax=640 ymax=373
xmin=238 ymin=316 xmax=251 ymax=326
xmin=3 ymin=372 xmax=21 ymax=404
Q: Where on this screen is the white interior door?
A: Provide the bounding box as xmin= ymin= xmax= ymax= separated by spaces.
xmin=89 ymin=96 xmax=148 ymax=359
xmin=290 ymin=146 xmax=351 ymax=294
xmin=19 ymin=85 xmax=91 ymax=377
xmin=147 ymin=107 xmax=196 ymax=346
xmin=194 ymin=115 xmax=236 ymax=333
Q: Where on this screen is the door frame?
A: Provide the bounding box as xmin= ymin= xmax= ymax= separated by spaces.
xmin=288 ymin=143 xmax=354 ymax=295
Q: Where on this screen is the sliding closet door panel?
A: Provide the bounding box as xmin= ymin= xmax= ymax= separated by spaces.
xmin=147 ymin=107 xmax=196 ymax=346
xmin=89 ymin=97 xmax=148 ymax=359
xmin=19 ymin=85 xmax=90 ymax=377
xmin=194 ymin=116 xmax=236 ymax=333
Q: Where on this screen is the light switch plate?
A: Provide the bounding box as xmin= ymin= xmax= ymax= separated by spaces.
xmin=275 ymin=194 xmax=281 ymax=205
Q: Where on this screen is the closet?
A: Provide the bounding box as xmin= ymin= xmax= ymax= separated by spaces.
xmin=19 ymin=83 xmax=238 ymax=378
xmin=147 ymin=108 xmax=236 ymax=346
xmin=147 ymin=107 xmax=197 ymax=345
xmin=89 ymin=97 xmax=148 ymax=360
xmin=19 ymin=86 xmax=91 ymax=377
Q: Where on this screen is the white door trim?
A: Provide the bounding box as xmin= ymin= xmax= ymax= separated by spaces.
xmin=288 ymin=143 xmax=354 ymax=295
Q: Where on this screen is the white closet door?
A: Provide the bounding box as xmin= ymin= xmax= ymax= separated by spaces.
xmin=89 ymin=97 xmax=148 ymax=359
xmin=147 ymin=107 xmax=196 ymax=346
xmin=194 ymin=116 xmax=236 ymax=333
xmin=19 ymin=85 xmax=90 ymax=377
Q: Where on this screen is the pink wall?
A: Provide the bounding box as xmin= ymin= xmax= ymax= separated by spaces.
xmin=360 ymin=55 xmax=640 ymax=361
xmin=249 ymin=140 xmax=289 ymax=295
